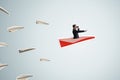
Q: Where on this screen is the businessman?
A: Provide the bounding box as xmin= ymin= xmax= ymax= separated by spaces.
xmin=72 ymin=24 xmax=87 ymax=39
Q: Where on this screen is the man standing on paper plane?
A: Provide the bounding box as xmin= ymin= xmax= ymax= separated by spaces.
xmin=72 ymin=24 xmax=87 ymax=39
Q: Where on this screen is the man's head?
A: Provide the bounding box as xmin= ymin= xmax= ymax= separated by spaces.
xmin=73 ymin=24 xmax=76 ymax=29
xmin=73 ymin=24 xmax=76 ymax=28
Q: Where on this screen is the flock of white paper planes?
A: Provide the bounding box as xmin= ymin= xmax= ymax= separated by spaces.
xmin=0 ymin=6 xmax=51 ymax=80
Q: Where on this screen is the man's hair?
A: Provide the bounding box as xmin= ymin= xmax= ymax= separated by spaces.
xmin=73 ymin=24 xmax=76 ymax=28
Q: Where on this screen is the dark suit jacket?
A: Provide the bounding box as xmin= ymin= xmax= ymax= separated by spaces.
xmin=72 ymin=29 xmax=85 ymax=39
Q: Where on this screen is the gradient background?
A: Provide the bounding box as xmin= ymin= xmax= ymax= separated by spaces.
xmin=0 ymin=0 xmax=120 ymax=80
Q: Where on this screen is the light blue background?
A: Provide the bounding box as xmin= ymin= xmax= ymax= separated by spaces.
xmin=0 ymin=0 xmax=120 ymax=80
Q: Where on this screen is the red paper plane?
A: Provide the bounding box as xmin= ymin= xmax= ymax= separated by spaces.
xmin=59 ymin=36 xmax=95 ymax=47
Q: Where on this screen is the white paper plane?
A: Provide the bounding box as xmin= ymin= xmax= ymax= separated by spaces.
xmin=7 ymin=26 xmax=24 ymax=32
xmin=0 ymin=64 xmax=8 ymax=70
xmin=36 ymin=20 xmax=49 ymax=25
xmin=0 ymin=42 xmax=8 ymax=47
xmin=19 ymin=48 xmax=35 ymax=53
xmin=40 ymin=58 xmax=50 ymax=62
xmin=0 ymin=6 xmax=9 ymax=15
xmin=16 ymin=74 xmax=33 ymax=80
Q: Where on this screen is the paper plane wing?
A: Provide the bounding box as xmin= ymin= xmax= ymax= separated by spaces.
xmin=59 ymin=36 xmax=95 ymax=47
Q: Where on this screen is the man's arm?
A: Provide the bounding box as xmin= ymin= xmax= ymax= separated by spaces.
xmin=77 ymin=28 xmax=87 ymax=33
